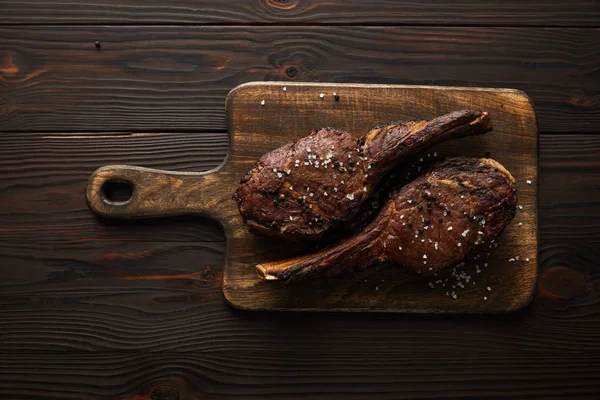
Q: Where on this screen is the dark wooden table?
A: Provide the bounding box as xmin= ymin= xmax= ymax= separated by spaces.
xmin=1 ymin=1 xmax=599 ymax=399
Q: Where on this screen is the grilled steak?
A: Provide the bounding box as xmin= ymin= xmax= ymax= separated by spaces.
xmin=234 ymin=110 xmax=492 ymax=241
xmin=257 ymin=157 xmax=517 ymax=282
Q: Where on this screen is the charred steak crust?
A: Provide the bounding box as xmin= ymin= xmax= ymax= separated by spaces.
xmin=256 ymin=157 xmax=517 ymax=283
xmin=234 ymin=110 xmax=492 ymax=241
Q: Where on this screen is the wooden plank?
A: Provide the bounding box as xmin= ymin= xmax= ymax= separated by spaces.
xmin=1 ymin=26 xmax=598 ymax=133
xmin=539 ymin=134 xmax=600 ymax=243
xmin=2 ymin=0 xmax=600 ymax=26
xmin=0 ymin=133 xmax=597 ymax=349
xmin=0 ymin=131 xmax=226 ymax=243
xmin=1 ymin=352 xmax=599 ymax=400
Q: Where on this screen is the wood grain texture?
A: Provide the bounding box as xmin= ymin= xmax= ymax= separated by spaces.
xmin=2 ymin=0 xmax=600 ymax=26
xmin=0 ymin=134 xmax=597 ymax=352
xmin=1 ymin=26 xmax=598 ymax=133
xmin=539 ymin=134 xmax=600 ymax=244
xmin=1 ymin=352 xmax=600 ymax=400
xmin=83 ymin=82 xmax=538 ymax=313
xmin=0 ymin=131 xmax=227 ymax=243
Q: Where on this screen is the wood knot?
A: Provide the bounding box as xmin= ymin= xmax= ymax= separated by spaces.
xmin=263 ymin=0 xmax=299 ymax=12
xmin=538 ymin=265 xmax=588 ymax=300
xmin=150 ymin=385 xmax=179 ymax=400
xmin=201 ymin=266 xmax=216 ymax=283
xmin=286 ymin=66 xmax=298 ymax=77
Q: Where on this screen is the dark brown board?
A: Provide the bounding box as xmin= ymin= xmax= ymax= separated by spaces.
xmin=3 ymin=0 xmax=600 ymax=26
xmin=1 ymin=26 xmax=598 ymax=133
xmin=86 ymin=82 xmax=538 ymax=312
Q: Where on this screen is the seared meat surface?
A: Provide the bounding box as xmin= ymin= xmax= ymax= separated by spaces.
xmin=257 ymin=157 xmax=517 ymax=282
xmin=234 ymin=110 xmax=492 ymax=241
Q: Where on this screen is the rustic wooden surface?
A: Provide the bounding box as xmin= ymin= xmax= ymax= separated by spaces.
xmin=1 ymin=26 xmax=598 ymax=133
xmin=1 ymin=1 xmax=599 ymax=398
xmin=3 ymin=0 xmax=600 ymax=26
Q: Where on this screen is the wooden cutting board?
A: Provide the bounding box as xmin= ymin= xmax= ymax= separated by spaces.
xmin=87 ymin=82 xmax=538 ymax=313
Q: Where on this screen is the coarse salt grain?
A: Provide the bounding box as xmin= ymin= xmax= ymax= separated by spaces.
xmin=346 ymin=193 xmax=354 ymax=200
xmin=526 ymin=258 xmax=530 ymax=262
xmin=519 ymin=205 xmax=523 ymax=210
xmin=448 ymin=227 xmax=453 ymax=231
xmin=423 ymin=254 xmax=427 ymax=259
xmin=282 ymin=86 xmax=287 ymax=92
xmin=398 ymin=246 xmax=402 ymax=251
xmin=487 ymin=286 xmax=491 ymax=291
xmin=260 ymin=100 xmax=265 ymax=106
xmin=319 ymin=93 xmax=325 ymax=99
xmin=435 ymin=242 xmax=438 ymax=250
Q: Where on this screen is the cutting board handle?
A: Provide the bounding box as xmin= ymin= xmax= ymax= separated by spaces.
xmin=86 ymin=165 xmax=219 ymax=219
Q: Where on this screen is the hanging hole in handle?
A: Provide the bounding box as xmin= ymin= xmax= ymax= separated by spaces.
xmin=101 ymin=179 xmax=134 ymax=204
